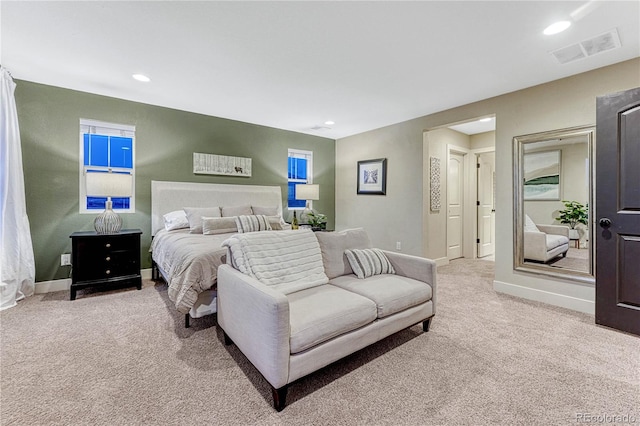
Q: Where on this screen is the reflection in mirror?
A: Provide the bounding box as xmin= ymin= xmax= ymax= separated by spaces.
xmin=513 ymin=125 xmax=594 ymax=284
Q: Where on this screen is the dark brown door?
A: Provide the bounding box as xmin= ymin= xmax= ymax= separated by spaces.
xmin=595 ymin=87 xmax=640 ymax=336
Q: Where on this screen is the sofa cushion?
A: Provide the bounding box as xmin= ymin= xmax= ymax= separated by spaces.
xmin=287 ymin=285 xmax=377 ymax=354
xmin=345 ymin=248 xmax=395 ymax=279
xmin=329 ymin=274 xmax=432 ymax=319
xmin=315 ymin=228 xmax=372 ymax=279
xmin=546 ymin=234 xmax=569 ymax=250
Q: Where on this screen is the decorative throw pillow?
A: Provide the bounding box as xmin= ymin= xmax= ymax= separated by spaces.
xmin=235 ymin=215 xmax=272 ymax=233
xmin=183 ymin=207 xmax=222 ymax=233
xmin=202 ymin=217 xmax=238 ymax=235
xmin=267 ymin=216 xmax=283 ymax=230
xmin=163 ymin=210 xmax=190 ymax=231
xmin=221 ymin=205 xmax=252 ymax=217
xmin=524 ymin=214 xmax=540 ymax=233
xmin=344 ymin=248 xmax=395 ymax=279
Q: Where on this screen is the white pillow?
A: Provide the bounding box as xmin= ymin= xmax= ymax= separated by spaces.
xmin=252 ymin=205 xmax=278 ymax=216
xmin=202 ymin=217 xmax=238 ymax=235
xmin=235 ymin=215 xmax=272 ymax=233
xmin=163 ymin=210 xmax=189 ymax=231
xmin=184 ymin=207 xmax=222 ymax=233
xmin=524 ymin=214 xmax=540 ymax=233
xmin=344 ymin=248 xmax=395 ymax=279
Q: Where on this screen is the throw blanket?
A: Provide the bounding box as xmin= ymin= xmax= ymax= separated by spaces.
xmin=223 ymin=230 xmax=328 ymax=294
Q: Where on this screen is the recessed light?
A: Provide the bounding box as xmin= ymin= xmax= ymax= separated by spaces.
xmin=132 ymin=74 xmax=150 ymax=82
xmin=544 ymin=21 xmax=571 ymax=35
xmin=324 ymin=121 xmax=335 ymax=126
xmin=479 ymin=118 xmax=492 ymax=123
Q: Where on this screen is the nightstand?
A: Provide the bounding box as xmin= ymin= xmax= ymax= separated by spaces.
xmin=69 ymin=229 xmax=142 ymax=300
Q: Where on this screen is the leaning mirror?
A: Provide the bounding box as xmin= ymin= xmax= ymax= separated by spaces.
xmin=513 ymin=125 xmax=595 ymax=284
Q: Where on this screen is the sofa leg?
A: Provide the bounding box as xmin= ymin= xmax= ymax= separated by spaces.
xmin=271 ymin=385 xmax=288 ymax=411
xmin=422 ymin=317 xmax=433 ymax=332
xmin=223 ymin=331 xmax=233 ymax=346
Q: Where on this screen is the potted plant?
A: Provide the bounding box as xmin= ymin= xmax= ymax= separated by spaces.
xmin=305 ymin=211 xmax=327 ymax=231
xmin=555 ymin=201 xmax=588 ymax=239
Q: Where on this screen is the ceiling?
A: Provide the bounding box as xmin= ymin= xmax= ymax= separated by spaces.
xmin=1 ymin=1 xmax=638 ymax=140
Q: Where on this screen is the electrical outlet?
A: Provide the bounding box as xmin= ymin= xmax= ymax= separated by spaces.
xmin=60 ymin=253 xmax=71 ymax=266
xmin=396 ymin=241 xmax=402 ymax=250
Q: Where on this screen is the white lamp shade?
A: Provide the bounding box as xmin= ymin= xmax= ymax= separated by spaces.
xmin=295 ymin=184 xmax=319 ymax=200
xmin=86 ymin=172 xmax=133 ymax=197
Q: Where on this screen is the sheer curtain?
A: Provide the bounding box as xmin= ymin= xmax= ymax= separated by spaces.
xmin=1 ymin=66 xmax=35 ymax=310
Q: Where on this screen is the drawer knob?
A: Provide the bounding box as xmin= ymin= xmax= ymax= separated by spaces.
xmin=105 ymin=270 xmax=111 ymax=275
xmin=105 ymin=243 xmax=111 ymax=248
xmin=105 ymin=256 xmax=111 ymax=262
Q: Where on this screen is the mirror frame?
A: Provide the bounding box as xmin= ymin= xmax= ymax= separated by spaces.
xmin=513 ymin=124 xmax=595 ymax=284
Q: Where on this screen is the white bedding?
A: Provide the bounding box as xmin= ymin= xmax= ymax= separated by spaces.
xmin=151 ymin=229 xmax=231 ymax=314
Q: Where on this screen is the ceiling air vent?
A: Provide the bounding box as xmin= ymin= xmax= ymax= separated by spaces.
xmin=551 ymin=28 xmax=621 ymax=64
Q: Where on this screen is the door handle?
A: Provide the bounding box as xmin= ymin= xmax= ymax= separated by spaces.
xmin=599 ymin=218 xmax=612 ymax=228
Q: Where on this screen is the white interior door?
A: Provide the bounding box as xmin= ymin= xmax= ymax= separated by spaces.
xmin=477 ymin=152 xmax=495 ymax=258
xmin=447 ymin=152 xmax=464 ymax=260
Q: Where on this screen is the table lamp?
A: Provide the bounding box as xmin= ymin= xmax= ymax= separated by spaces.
xmin=85 ymin=171 xmax=132 ymax=234
xmin=295 ymin=184 xmax=319 ymax=222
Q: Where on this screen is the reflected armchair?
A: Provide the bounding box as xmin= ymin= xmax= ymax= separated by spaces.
xmin=524 ymin=215 xmax=570 ymax=262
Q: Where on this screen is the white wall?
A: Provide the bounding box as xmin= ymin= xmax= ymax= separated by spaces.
xmin=336 ymin=58 xmax=640 ymax=314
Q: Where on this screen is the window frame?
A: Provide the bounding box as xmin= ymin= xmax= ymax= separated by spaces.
xmin=79 ymin=118 xmax=136 ymax=214
xmin=287 ymin=148 xmax=313 ymax=210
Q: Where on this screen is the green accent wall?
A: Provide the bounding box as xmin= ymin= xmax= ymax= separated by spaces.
xmin=15 ymin=80 xmax=335 ymax=282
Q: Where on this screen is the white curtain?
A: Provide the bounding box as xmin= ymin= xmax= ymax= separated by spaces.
xmin=0 ymin=66 xmax=35 ymax=310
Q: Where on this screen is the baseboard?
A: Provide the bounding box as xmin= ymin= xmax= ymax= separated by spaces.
xmin=34 ymin=268 xmax=153 ymax=294
xmin=493 ymin=280 xmax=595 ymax=315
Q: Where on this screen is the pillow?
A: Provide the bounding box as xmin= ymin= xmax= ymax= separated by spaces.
xmin=184 ymin=207 xmax=221 ymax=234
xmin=315 ymin=228 xmax=372 ymax=279
xmin=235 ymin=215 xmax=272 ymax=233
xmin=344 ymin=248 xmax=396 ymax=279
xmin=524 ymin=214 xmax=540 ymax=233
xmin=163 ymin=210 xmax=189 ymax=231
xmin=267 ymin=215 xmax=283 ymax=230
xmin=221 ymin=205 xmax=252 ymax=217
xmin=252 ymin=205 xmax=279 ymax=216
xmin=202 ymin=217 xmax=238 ymax=235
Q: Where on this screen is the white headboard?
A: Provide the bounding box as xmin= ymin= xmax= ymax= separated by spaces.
xmin=151 ymin=181 xmax=284 ymax=236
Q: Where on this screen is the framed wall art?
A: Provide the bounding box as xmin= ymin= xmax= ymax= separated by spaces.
xmin=357 ymin=158 xmax=387 ymax=195
xmin=523 ymin=150 xmax=561 ymax=200
xmin=193 ymin=152 xmax=252 ymax=177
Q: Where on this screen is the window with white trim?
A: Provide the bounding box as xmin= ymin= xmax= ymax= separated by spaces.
xmin=79 ymin=119 xmax=135 ymax=213
xmin=287 ymin=149 xmax=313 ymax=209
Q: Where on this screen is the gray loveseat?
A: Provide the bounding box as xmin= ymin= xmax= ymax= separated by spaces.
xmin=217 ymin=228 xmax=436 ymax=410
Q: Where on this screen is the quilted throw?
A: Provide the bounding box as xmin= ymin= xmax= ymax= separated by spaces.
xmin=223 ymin=229 xmax=329 ymax=294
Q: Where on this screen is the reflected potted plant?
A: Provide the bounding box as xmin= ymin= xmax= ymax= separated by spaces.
xmin=305 ymin=211 xmax=327 ymax=231
xmin=555 ymin=201 xmax=588 ymax=239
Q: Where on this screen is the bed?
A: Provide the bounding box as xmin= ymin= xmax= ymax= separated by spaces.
xmin=150 ymin=180 xmax=286 ymax=327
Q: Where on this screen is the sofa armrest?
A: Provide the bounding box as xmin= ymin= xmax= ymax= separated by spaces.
xmin=381 ymin=250 xmax=436 ymax=314
xmin=536 ymin=224 xmax=569 ymax=238
xmin=217 ymin=264 xmax=291 ymax=389
xmin=523 ymin=231 xmax=547 ymax=261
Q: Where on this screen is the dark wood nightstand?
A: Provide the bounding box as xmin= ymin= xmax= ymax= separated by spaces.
xmin=69 ymin=229 xmax=142 ymax=300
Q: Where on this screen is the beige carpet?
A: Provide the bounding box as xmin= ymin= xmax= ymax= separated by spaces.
xmin=1 ymin=259 xmax=638 ymax=425
xmin=549 ymin=247 xmax=590 ymax=272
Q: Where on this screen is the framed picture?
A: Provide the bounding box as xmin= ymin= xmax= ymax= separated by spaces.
xmin=357 ymin=158 xmax=387 ymax=195
xmin=523 ymin=150 xmax=561 ymax=200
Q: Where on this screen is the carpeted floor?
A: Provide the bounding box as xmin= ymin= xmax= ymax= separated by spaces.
xmin=548 ymin=247 xmax=590 ymax=272
xmin=1 ymin=258 xmax=638 ymax=425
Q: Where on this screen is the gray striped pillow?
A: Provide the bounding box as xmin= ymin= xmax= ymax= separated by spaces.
xmin=344 ymin=248 xmax=395 ymax=279
xmin=235 ymin=215 xmax=272 ymax=233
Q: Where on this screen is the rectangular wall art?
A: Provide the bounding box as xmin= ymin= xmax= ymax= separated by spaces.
xmin=193 ymin=153 xmax=252 ymax=177
xmin=523 ymin=150 xmax=560 ymax=200
xmin=430 ymin=156 xmax=441 ymax=211
xmin=357 ymin=158 xmax=387 ymax=195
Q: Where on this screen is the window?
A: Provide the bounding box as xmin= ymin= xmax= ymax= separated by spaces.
xmin=287 ymin=149 xmax=313 ymax=209
xmin=79 ymin=119 xmax=135 ymax=213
